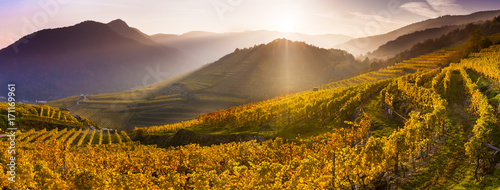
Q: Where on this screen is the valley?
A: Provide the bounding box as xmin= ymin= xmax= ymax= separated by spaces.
xmin=49 ymin=39 xmax=367 ymax=129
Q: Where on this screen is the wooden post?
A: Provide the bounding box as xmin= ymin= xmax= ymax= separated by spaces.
xmin=332 ymin=152 xmax=335 ymax=187
xmin=394 ymin=153 xmax=399 ymax=176
xmin=474 ymin=156 xmax=479 ymax=180
xmin=412 ymin=155 xmax=415 ymax=170
xmin=484 ymin=143 xmax=500 ymax=151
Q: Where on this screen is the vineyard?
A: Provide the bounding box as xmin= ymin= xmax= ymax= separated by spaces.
xmin=9 ymin=127 xmax=132 ymax=146
xmin=2 ymin=45 xmax=500 ymax=189
xmin=0 ymin=103 xmax=97 ymax=131
xmin=320 ymin=49 xmax=455 ymax=89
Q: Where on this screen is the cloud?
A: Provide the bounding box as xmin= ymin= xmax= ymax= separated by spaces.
xmin=317 ymin=11 xmax=404 ymax=26
xmin=427 ymin=0 xmax=467 ymax=15
xmin=400 ymin=0 xmax=468 ymax=18
xmin=400 ymin=2 xmax=440 ymax=18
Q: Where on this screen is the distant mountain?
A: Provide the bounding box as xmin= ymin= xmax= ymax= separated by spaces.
xmin=0 ymin=19 xmax=194 ymax=101
xmin=151 ymin=30 xmax=353 ymax=65
xmin=336 ymin=10 xmax=500 ymax=55
xmin=50 ymin=39 xmax=367 ymax=128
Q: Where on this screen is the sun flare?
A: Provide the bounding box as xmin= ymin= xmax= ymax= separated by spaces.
xmin=280 ymin=19 xmax=294 ymax=33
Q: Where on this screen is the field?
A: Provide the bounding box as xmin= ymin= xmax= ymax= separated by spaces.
xmin=0 ymin=103 xmax=96 ymax=131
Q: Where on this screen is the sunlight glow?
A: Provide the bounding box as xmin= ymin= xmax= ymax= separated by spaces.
xmin=280 ymin=19 xmax=294 ymax=33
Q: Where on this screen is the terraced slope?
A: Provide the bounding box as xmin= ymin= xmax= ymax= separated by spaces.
xmin=320 ymin=49 xmax=456 ymax=89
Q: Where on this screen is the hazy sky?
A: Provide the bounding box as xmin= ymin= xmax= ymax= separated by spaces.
xmin=1 ymin=0 xmax=500 ymax=48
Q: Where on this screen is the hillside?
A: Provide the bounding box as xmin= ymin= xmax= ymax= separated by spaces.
xmin=134 ymin=45 xmax=458 ymax=138
xmin=0 ymin=103 xmax=96 ymax=131
xmin=369 ymin=15 xmax=500 ymax=60
xmin=0 ymin=20 xmax=193 ymax=101
xmin=336 ymin=10 xmax=500 ymax=55
xmin=171 ymin=39 xmax=364 ymax=99
xmin=4 ymin=41 xmax=500 ymax=189
xmin=48 ymin=39 xmax=367 ymax=129
xmin=152 ymin=30 xmax=353 ymax=65
xmin=368 ymin=25 xmax=462 ymax=59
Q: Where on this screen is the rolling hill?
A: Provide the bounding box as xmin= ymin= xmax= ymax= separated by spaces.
xmin=0 ymin=19 xmax=194 ymax=101
xmin=335 ymin=10 xmax=500 ymax=56
xmin=151 ymin=30 xmax=353 ymax=65
xmin=48 ymin=39 xmax=367 ymax=129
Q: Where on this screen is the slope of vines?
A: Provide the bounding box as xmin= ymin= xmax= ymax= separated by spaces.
xmin=2 ymin=45 xmax=500 ymax=189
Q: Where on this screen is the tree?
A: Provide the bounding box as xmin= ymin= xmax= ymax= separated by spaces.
xmin=463 ymin=29 xmax=492 ymax=54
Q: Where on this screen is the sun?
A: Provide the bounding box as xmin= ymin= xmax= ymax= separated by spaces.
xmin=280 ymin=19 xmax=294 ymax=33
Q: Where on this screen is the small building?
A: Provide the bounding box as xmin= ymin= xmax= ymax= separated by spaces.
xmin=36 ymin=100 xmax=47 ymax=105
xmin=80 ymin=94 xmax=88 ymax=100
